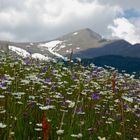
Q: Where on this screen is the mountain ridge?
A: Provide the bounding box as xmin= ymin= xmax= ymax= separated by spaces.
xmin=0 ymin=28 xmax=140 ymax=59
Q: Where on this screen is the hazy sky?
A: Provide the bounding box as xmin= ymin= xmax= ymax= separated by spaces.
xmin=0 ymin=0 xmax=140 ymax=44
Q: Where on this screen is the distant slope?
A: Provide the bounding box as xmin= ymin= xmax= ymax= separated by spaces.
xmin=80 ymin=55 xmax=140 ymax=74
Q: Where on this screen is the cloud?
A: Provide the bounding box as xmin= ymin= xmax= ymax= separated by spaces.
xmin=0 ymin=0 xmax=122 ymax=42
xmin=108 ymin=17 xmax=140 ymax=44
xmin=0 ymin=0 xmax=140 ymax=43
xmin=0 ymin=32 xmax=16 ymax=41
xmin=99 ymin=0 xmax=140 ymax=9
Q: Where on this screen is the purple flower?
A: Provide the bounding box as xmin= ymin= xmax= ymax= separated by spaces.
xmin=45 ymin=78 xmax=51 ymax=83
xmin=124 ymin=104 xmax=129 ymax=110
xmin=42 ymin=66 xmax=48 ymax=73
xmin=46 ymin=98 xmax=51 ymax=105
xmin=134 ymin=108 xmax=140 ymax=114
xmin=133 ymin=98 xmax=140 ymax=103
xmin=91 ymin=93 xmax=100 ymax=100
xmin=24 ymin=58 xmax=30 ymax=65
xmin=76 ymin=107 xmax=84 ymax=114
xmin=1 ymin=82 xmax=6 ymax=87
xmin=1 ymin=76 xmax=6 ymax=80
xmin=71 ymin=74 xmax=78 ymax=80
xmin=37 ymin=75 xmax=42 ymax=79
xmin=61 ymin=101 xmax=67 ymax=107
xmin=61 ymin=98 xmax=67 ymax=107
xmin=117 ymin=116 xmax=122 ymax=121
xmin=31 ymin=101 xmax=36 ymax=108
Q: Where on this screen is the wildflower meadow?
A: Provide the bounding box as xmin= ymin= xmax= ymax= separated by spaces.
xmin=0 ymin=52 xmax=140 ymax=140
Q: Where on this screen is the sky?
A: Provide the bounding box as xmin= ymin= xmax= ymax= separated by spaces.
xmin=0 ymin=0 xmax=140 ymax=44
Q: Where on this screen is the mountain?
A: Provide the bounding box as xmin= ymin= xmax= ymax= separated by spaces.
xmin=73 ymin=39 xmax=131 ymax=58
xmin=0 ymin=28 xmax=140 ymax=60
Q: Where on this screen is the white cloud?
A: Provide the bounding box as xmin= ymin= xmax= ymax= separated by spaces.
xmin=0 ymin=32 xmax=16 ymax=41
xmin=99 ymin=0 xmax=140 ymax=9
xmin=108 ymin=17 xmax=140 ymax=44
xmin=0 ymin=0 xmax=140 ymax=44
xmin=0 ymin=0 xmax=122 ymax=42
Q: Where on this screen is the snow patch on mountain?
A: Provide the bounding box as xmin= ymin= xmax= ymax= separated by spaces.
xmin=76 ymin=47 xmax=80 ymax=50
xmin=66 ymin=49 xmax=72 ymax=53
xmin=55 ymin=45 xmax=66 ymax=51
xmin=9 ymin=45 xmax=49 ymax=61
xmin=9 ymin=45 xmax=30 ymax=58
xmin=39 ymin=40 xmax=62 ymax=50
xmin=68 ymin=44 xmax=72 ymax=46
xmin=32 ymin=53 xmax=49 ymax=60
xmin=49 ymin=49 xmax=64 ymax=59
xmin=59 ymin=45 xmax=66 ymax=49
xmin=73 ymin=32 xmax=78 ymax=35
xmin=38 ymin=40 xmax=65 ymax=59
